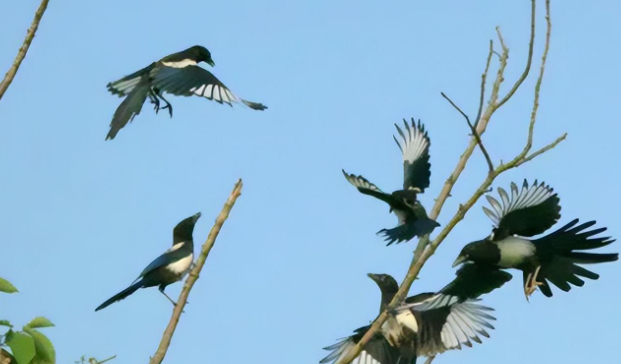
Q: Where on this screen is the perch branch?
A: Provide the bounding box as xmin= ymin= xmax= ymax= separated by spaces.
xmin=334 ymin=2 xmax=559 ymax=363
xmin=441 ymin=92 xmax=494 ymax=172
xmin=0 ymin=0 xmax=50 ymax=101
xmin=148 ymin=179 xmax=243 ymax=364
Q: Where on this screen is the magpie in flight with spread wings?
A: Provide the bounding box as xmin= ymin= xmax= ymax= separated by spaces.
xmin=342 ymin=119 xmax=439 ymax=245
xmin=321 ymin=266 xmax=510 ymax=364
xmin=105 ymin=45 xmax=267 ymax=140
xmin=95 ymin=212 xmax=201 ymax=311
xmin=453 ymin=180 xmax=618 ymax=300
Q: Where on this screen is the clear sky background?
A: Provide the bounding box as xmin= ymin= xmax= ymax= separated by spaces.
xmin=1 ymin=1 xmax=620 ymax=363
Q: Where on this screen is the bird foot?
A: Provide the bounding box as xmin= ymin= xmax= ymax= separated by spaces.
xmin=524 ymin=266 xmax=543 ymax=301
xmin=161 ymin=104 xmax=173 ymax=118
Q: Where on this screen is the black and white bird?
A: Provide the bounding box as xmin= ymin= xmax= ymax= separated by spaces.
xmin=453 ymin=180 xmax=618 ymax=300
xmin=321 ymin=266 xmax=510 ymax=364
xmin=95 ymin=212 xmax=201 ymax=311
xmin=342 ymin=119 xmax=439 ymax=245
xmin=105 ymin=45 xmax=267 ymax=140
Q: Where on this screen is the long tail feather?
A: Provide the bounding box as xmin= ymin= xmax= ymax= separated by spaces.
xmin=106 ymin=81 xmax=150 ymax=140
xmin=95 ymin=280 xmax=143 ymax=311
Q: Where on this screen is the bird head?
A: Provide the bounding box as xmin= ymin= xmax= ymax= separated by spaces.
xmin=191 ymin=45 xmax=215 ymax=67
xmin=368 ymin=273 xmax=399 ymax=295
xmin=173 ymin=212 xmax=202 ymax=244
xmin=452 ymin=238 xmax=498 ymax=267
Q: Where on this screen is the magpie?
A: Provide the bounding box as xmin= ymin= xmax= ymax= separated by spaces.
xmin=342 ymin=118 xmax=439 ymax=245
xmin=95 ymin=212 xmax=201 ymax=311
xmin=105 ymin=45 xmax=267 ymax=140
xmin=453 ymin=180 xmax=618 ymax=300
xmin=321 ymin=266 xmax=510 ymax=364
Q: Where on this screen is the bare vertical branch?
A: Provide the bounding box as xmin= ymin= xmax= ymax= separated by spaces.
xmin=148 ymin=179 xmax=244 ymax=364
xmin=0 ymin=0 xmax=50 ymax=101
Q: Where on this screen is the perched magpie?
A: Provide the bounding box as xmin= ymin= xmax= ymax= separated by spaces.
xmin=105 ymin=45 xmax=267 ymax=140
xmin=321 ymin=266 xmax=509 ymax=364
xmin=342 ymin=119 xmax=439 ymax=245
xmin=95 ymin=212 xmax=201 ymax=311
xmin=453 ymin=180 xmax=618 ymax=300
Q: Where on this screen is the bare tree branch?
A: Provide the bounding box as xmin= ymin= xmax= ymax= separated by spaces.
xmin=334 ymin=2 xmax=560 ymax=363
xmin=441 ymin=92 xmax=494 ymax=172
xmin=148 ymin=179 xmax=244 ymax=364
xmin=474 ymin=40 xmax=494 ymax=127
xmin=0 ymin=0 xmax=50 ymax=101
xmin=423 ymin=356 xmax=435 ymax=364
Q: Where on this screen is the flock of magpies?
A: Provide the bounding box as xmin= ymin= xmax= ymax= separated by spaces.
xmin=96 ymin=46 xmax=618 ymax=364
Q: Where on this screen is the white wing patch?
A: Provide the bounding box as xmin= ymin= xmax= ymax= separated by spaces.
xmin=162 ymin=59 xmax=198 ymax=68
xmin=394 ymin=118 xmax=429 ymax=163
xmin=342 ymin=170 xmax=383 ymax=192
xmin=440 ymin=300 xmax=495 ymax=350
xmin=109 ymin=76 xmax=142 ymax=95
xmin=483 ymin=180 xmax=556 ymax=226
xmin=321 ymin=338 xmax=382 ymax=364
xmin=405 ymin=293 xmax=460 ymax=312
xmin=190 ymin=83 xmax=237 ymax=106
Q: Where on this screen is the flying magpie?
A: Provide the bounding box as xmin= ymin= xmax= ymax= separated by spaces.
xmin=453 ymin=180 xmax=618 ymax=300
xmin=321 ymin=267 xmax=509 ymax=364
xmin=95 ymin=212 xmax=201 ymax=311
xmin=105 ymin=45 xmax=267 ymax=140
xmin=342 ymin=118 xmax=439 ymax=245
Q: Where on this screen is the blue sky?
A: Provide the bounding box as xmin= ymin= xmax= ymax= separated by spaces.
xmin=1 ymin=0 xmax=619 ymax=363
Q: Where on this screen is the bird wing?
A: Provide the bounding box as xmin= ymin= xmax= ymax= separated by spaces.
xmin=107 ymin=63 xmax=156 ymax=96
xmin=106 ymin=79 xmax=150 ymax=140
xmin=403 ymin=294 xmax=497 ymax=351
xmin=342 ymin=170 xmax=395 ymax=206
xmin=321 ymin=326 xmax=402 ymax=364
xmin=439 ymin=263 xmax=513 ymax=300
xmin=151 ymin=65 xmax=267 ymax=110
xmin=135 ymin=249 xmax=180 ymax=280
xmin=482 ymin=179 xmax=561 ymax=238
xmin=393 ymin=119 xmax=431 ymax=192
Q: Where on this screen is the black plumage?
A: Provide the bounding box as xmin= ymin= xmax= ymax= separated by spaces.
xmin=95 ymin=212 xmax=201 ymax=311
xmin=342 ymin=119 xmax=439 ymax=245
xmin=453 ymin=180 xmax=618 ymax=299
xmin=105 ymin=45 xmax=267 ymax=140
xmin=321 ymin=269 xmax=506 ymax=364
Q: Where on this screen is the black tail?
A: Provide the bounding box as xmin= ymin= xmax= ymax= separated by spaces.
xmin=95 ymin=281 xmax=143 ymax=311
xmin=106 ymin=81 xmax=150 ymax=140
xmin=378 ymin=218 xmax=440 ymax=246
xmin=534 ymin=219 xmax=618 ymax=297
xmin=241 ymin=99 xmax=268 ymax=111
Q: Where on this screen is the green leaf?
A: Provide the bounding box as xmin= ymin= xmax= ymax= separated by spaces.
xmin=24 ymin=318 xmax=54 ymax=330
xmin=0 ymin=320 xmax=12 ymax=328
xmin=0 ymin=278 xmax=18 ymax=294
xmin=5 ymin=331 xmax=35 ymax=364
xmin=23 ymin=328 xmax=55 ymax=364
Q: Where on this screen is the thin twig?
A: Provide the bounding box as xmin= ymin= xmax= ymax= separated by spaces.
xmin=0 ymin=0 xmax=50 ymax=101
xmin=148 ymin=179 xmax=244 ymax=364
xmin=474 ymin=40 xmax=494 ymax=127
xmin=441 ymin=92 xmax=494 ymax=172
xmin=424 ymin=356 xmax=436 ymax=364
xmin=334 ymin=2 xmax=553 ymax=363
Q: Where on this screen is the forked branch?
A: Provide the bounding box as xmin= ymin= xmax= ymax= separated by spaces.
xmin=334 ymin=2 xmax=562 ymax=364
xmin=148 ymin=179 xmax=243 ymax=364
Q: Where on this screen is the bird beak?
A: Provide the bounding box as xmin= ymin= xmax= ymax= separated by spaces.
xmin=207 ymin=60 xmax=215 ymax=67
xmin=191 ymin=212 xmax=202 ymax=222
xmin=452 ymin=256 xmax=467 ymax=268
xmin=367 ymin=273 xmax=380 ymax=283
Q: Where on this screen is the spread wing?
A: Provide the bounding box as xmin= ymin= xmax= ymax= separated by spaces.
xmin=482 ymin=180 xmax=561 ymax=239
xmin=151 ymin=65 xmax=267 ymax=110
xmin=440 ymin=263 xmax=513 ymax=300
xmin=393 ymin=119 xmax=431 ymax=192
xmin=320 ymin=326 xmax=402 ymax=364
xmin=342 ymin=170 xmax=395 ymax=206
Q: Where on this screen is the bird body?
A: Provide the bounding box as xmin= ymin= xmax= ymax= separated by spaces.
xmin=95 ymin=212 xmax=201 ymax=311
xmin=453 ymin=180 xmax=618 ymax=299
xmin=342 ymin=119 xmax=439 ymax=245
xmin=321 ymin=268 xmax=508 ymax=364
xmin=105 ymin=45 xmax=267 ymax=140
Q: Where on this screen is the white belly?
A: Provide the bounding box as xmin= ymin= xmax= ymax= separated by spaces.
xmin=166 ymin=253 xmax=193 ymax=275
xmin=497 ymin=237 xmax=535 ymax=268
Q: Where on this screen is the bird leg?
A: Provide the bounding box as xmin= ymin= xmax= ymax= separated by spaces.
xmin=149 ymin=89 xmax=161 ymax=113
xmin=524 ymin=265 xmax=543 ymax=301
xmin=158 ymin=287 xmax=177 ymax=306
xmin=155 ymin=89 xmax=173 ymax=118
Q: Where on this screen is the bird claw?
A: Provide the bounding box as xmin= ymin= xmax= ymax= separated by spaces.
xmin=161 ymin=104 xmax=173 ymax=118
xmin=524 ymin=266 xmax=543 ymax=301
